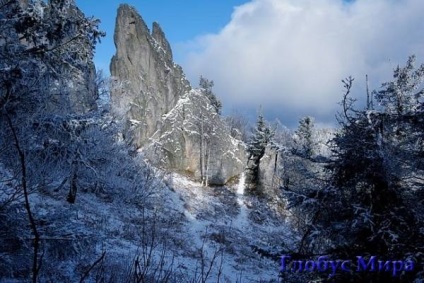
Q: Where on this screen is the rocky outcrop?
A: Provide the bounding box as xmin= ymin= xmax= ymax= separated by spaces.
xmin=152 ymin=22 xmax=173 ymax=63
xmin=245 ymin=146 xmax=282 ymax=197
xmin=144 ymin=90 xmax=246 ymax=185
xmin=110 ymin=4 xmax=246 ymax=184
xmin=257 ymin=147 xmax=281 ymax=194
xmin=110 ymin=4 xmax=190 ymax=148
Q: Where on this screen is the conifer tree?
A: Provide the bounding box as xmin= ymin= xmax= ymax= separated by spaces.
xmin=280 ymin=59 xmax=424 ymax=281
xmin=199 ymin=76 xmax=222 ymax=115
xmin=245 ymin=111 xmax=274 ymax=195
xmin=247 ymin=113 xmax=273 ymax=158
xmin=294 ymin=116 xmax=315 ymax=158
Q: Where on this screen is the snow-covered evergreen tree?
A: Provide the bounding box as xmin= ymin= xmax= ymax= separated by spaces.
xmin=247 ymin=113 xmax=273 ymax=159
xmin=374 ymin=55 xmax=424 ymax=115
xmin=294 ymin=116 xmax=315 ymax=158
xmin=245 ymin=111 xmax=274 ymax=195
xmin=199 ymin=75 xmax=222 ymax=115
xmin=280 ymin=59 xmax=424 ymax=282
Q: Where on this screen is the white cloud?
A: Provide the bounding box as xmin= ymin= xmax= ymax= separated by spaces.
xmin=180 ymin=0 xmax=424 ymax=127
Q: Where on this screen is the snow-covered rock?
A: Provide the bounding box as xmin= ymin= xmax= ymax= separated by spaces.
xmin=110 ymin=5 xmax=246 ymax=185
xmin=144 ymin=90 xmax=246 ymax=185
xmin=110 ymin=4 xmax=191 ymax=148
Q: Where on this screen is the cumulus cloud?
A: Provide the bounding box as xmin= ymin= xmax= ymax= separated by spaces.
xmin=180 ymin=0 xmax=424 ymax=127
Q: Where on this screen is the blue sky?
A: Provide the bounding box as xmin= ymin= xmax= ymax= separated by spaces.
xmin=76 ymin=0 xmax=424 ymax=128
xmin=76 ymin=0 xmax=250 ymax=71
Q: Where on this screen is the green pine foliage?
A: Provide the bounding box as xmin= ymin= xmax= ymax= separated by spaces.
xmin=294 ymin=116 xmax=315 ymax=158
xmin=247 ymin=112 xmax=274 ymax=159
xmin=280 ymin=58 xmax=424 ymax=282
xmin=245 ymin=111 xmax=274 ymax=196
xmin=199 ymin=76 xmax=222 ymax=115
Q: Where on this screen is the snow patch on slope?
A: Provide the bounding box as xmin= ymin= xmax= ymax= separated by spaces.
xmin=163 ymin=172 xmax=293 ymax=281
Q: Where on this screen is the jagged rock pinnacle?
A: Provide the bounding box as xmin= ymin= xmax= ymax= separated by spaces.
xmin=110 ymin=4 xmax=246 ymax=185
xmin=152 ymin=22 xmax=173 ymax=63
xmin=110 ymin=4 xmax=191 ymax=148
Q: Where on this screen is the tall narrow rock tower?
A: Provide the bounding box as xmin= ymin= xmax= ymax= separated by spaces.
xmin=110 ymin=4 xmax=191 ymax=148
xmin=110 ymin=4 xmax=246 ymax=185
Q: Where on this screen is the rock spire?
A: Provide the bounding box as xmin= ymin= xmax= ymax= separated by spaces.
xmin=110 ymin=4 xmax=246 ymax=185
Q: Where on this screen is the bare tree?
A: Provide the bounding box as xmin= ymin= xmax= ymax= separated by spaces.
xmin=0 ymin=1 xmax=103 ymax=281
xmin=224 ymin=110 xmax=249 ymax=142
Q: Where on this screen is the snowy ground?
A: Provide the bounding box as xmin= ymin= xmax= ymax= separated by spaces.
xmin=160 ymin=172 xmax=295 ymax=282
xmin=2 ymin=169 xmax=295 ymax=282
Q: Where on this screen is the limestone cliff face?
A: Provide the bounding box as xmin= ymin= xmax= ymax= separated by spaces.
xmin=110 ymin=4 xmax=190 ymax=148
xmin=110 ymin=4 xmax=246 ymax=185
xmin=245 ymin=146 xmax=282 ymax=197
xmin=258 ymin=147 xmax=281 ymax=195
xmin=144 ymin=90 xmax=246 ymax=185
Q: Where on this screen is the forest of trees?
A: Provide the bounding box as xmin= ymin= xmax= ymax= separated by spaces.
xmin=0 ymin=1 xmax=160 ymax=281
xmin=276 ymin=57 xmax=424 ymax=282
